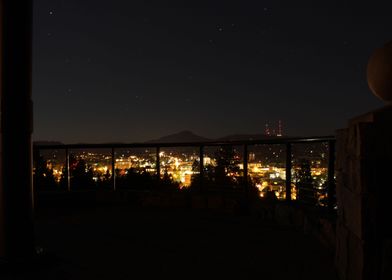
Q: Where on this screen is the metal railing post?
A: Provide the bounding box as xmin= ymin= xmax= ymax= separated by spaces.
xmin=156 ymin=147 xmax=160 ymax=181
xmin=111 ymin=147 xmax=116 ymax=191
xmin=65 ymin=148 xmax=71 ymax=192
xmin=32 ymin=147 xmax=39 ymax=200
xmin=327 ymin=140 xmax=336 ymax=211
xmin=243 ymin=144 xmax=248 ymax=192
xmin=199 ymin=145 xmax=204 ymax=192
xmin=285 ymin=143 xmax=292 ymax=201
xmin=32 ymin=146 xmax=39 ymax=176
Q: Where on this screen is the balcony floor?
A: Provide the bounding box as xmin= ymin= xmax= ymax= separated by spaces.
xmin=3 ymin=205 xmax=337 ymax=279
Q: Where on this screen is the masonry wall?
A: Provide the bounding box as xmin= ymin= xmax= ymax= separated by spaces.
xmin=335 ymin=106 xmax=392 ymax=280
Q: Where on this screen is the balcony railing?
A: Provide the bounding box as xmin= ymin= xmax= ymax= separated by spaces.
xmin=33 ymin=136 xmax=336 ymax=210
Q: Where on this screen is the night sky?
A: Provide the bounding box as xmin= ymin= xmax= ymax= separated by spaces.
xmin=33 ymin=0 xmax=390 ymax=143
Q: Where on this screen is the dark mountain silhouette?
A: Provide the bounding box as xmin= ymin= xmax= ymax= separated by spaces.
xmin=147 ymin=130 xmax=212 ymax=143
xmin=217 ymin=134 xmax=280 ymax=141
xmin=33 ymin=141 xmax=64 ymax=146
xmin=146 ymin=131 xmax=285 ymax=143
xmin=35 ymin=131 xmax=287 ymax=146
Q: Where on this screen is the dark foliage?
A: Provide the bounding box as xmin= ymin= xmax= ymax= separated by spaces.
xmin=189 ymin=146 xmax=247 ymax=192
xmin=116 ymin=167 xmax=179 ymax=191
xmin=295 ymin=159 xmax=316 ymax=204
xmin=59 ymin=155 xmax=95 ymax=190
xmin=34 ymin=155 xmax=58 ymax=190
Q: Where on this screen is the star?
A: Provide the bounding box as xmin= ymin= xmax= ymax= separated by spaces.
xmin=49 ymin=11 xmax=54 ymax=15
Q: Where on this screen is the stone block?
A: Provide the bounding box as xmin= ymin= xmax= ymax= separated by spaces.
xmin=346 ymin=231 xmax=379 ymax=280
xmin=336 ymin=170 xmax=346 ymax=201
xmin=338 ymin=186 xmax=375 ymax=240
xmin=347 ymin=106 xmax=392 ymax=159
xmin=347 ymin=232 xmax=365 ymax=280
xmin=337 ymin=156 xmax=376 ymax=195
xmin=336 ymin=128 xmax=349 ymax=171
xmin=335 ymin=221 xmax=349 ymax=280
xmin=348 ymin=105 xmax=392 ymax=127
xmin=335 ymin=105 xmax=392 ymax=280
xmin=346 ymin=123 xmax=375 ymax=158
xmin=319 ymin=218 xmax=336 ymax=249
xmin=369 ymin=105 xmax=392 ymax=124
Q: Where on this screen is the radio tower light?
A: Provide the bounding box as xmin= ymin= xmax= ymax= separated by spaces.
xmin=277 ymin=120 xmax=283 ymax=137
xmin=265 ymin=123 xmax=271 ymax=136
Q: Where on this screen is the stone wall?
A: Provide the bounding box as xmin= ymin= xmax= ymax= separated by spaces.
xmin=335 ymin=105 xmax=392 ymax=280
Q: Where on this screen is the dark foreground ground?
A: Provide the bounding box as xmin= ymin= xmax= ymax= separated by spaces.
xmin=2 ymin=205 xmax=337 ymax=280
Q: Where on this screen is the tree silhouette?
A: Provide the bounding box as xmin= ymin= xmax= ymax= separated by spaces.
xmin=115 ymin=168 xmax=155 ymax=190
xmin=34 ymin=155 xmax=57 ymax=190
xmin=213 ymin=146 xmax=241 ymax=188
xmin=190 ymin=146 xmax=242 ymax=191
xmin=161 ymin=170 xmax=179 ymax=190
xmin=295 ymin=159 xmax=316 ymax=204
xmin=67 ymin=155 xmax=95 ymax=189
xmin=191 ymin=159 xmax=199 ymax=173
xmin=59 ymin=165 xmax=68 ymax=190
xmin=114 ymin=166 xmax=180 ymax=191
xmin=97 ymin=169 xmax=112 ymax=189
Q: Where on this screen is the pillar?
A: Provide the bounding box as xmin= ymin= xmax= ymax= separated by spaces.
xmin=335 ymin=106 xmax=392 ymax=280
xmin=0 ymin=0 xmax=35 ymax=261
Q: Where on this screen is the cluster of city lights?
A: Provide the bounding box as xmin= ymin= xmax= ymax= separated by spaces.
xmin=42 ymin=148 xmax=328 ymax=203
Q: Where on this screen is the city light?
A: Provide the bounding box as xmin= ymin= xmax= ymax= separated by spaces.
xmin=38 ymin=143 xmax=329 ymax=204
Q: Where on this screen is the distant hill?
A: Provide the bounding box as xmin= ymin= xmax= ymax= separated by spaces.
xmin=146 ymin=131 xmax=285 ymax=143
xmin=147 ymin=130 xmax=212 ymax=143
xmin=33 ymin=141 xmax=64 ymax=146
xmin=217 ymin=134 xmax=280 ymax=141
xmin=35 ymin=131 xmax=286 ymax=146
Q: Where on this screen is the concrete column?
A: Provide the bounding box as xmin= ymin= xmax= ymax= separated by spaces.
xmin=0 ymin=0 xmax=35 ymax=261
